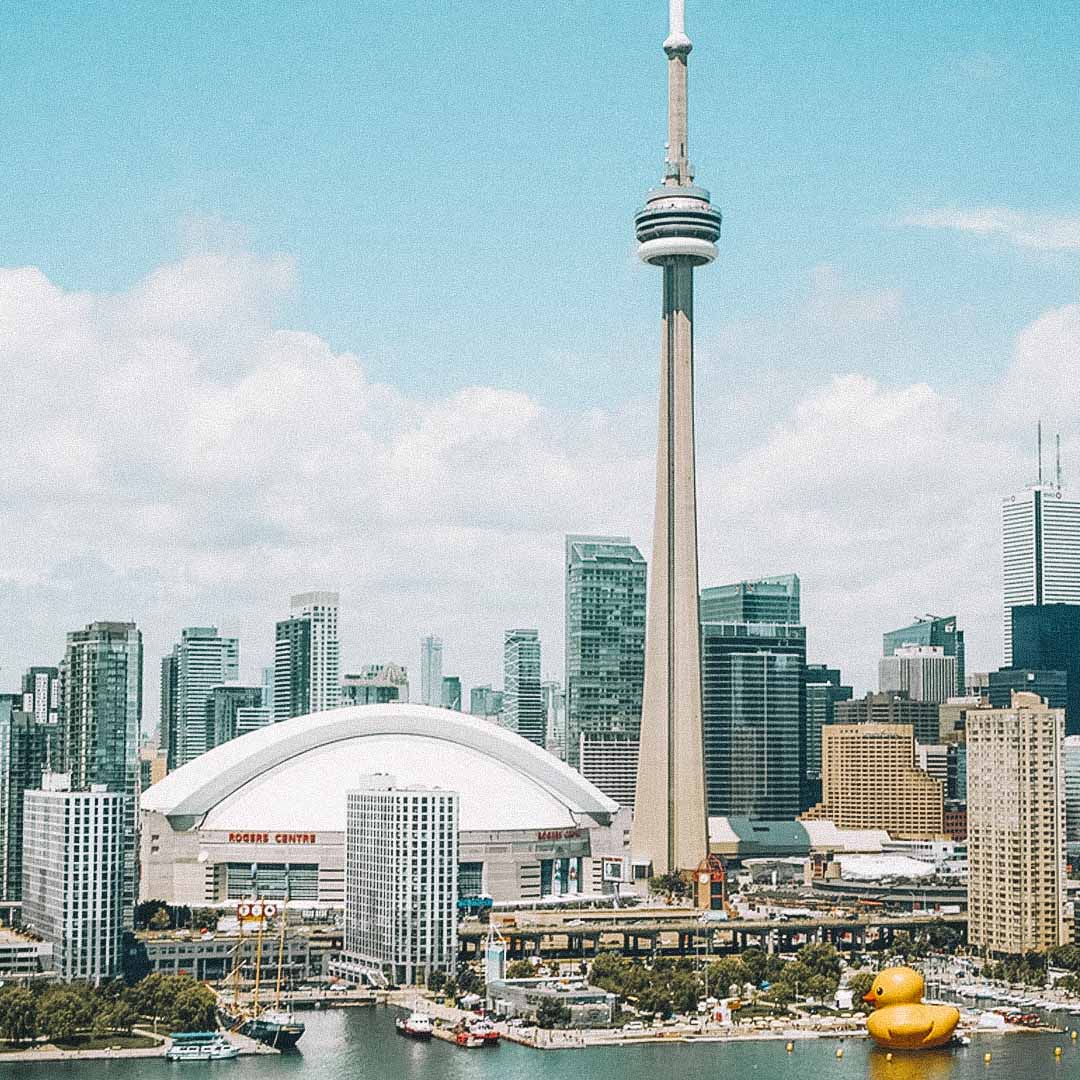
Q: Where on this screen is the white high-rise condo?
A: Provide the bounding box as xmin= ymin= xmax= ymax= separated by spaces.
xmin=631 ymin=0 xmax=721 ymax=877
xmin=22 ymin=774 xmax=124 ymax=984
xmin=343 ymin=776 xmax=458 ymax=986
xmin=275 ymin=592 xmax=340 ymax=720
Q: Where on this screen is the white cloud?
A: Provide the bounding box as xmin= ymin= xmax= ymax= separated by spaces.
xmin=0 ymin=249 xmax=1076 ymax=717
xmin=901 ymin=207 xmax=1080 ymax=251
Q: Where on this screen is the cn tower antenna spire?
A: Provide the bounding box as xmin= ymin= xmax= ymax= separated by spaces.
xmin=664 ymin=0 xmax=693 ymax=186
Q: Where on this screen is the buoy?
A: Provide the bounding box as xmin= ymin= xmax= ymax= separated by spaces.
xmin=886 ymin=1052 xmax=893 ymax=1061
xmin=1073 ymin=1031 xmax=1078 ymax=1041
xmin=984 ymin=1052 xmax=992 ymax=1064
xmin=836 ymin=1047 xmax=844 ymax=1058
xmin=786 ymin=1041 xmax=793 ymax=1052
xmin=1056 ymin=1047 xmax=1063 ymax=1057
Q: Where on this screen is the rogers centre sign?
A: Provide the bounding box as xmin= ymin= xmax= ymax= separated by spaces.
xmin=537 ymin=830 xmax=581 ymax=842
xmin=227 ymin=832 xmax=317 ymax=845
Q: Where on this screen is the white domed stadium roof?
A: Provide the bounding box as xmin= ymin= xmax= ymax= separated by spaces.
xmin=142 ymin=703 xmax=618 ymax=833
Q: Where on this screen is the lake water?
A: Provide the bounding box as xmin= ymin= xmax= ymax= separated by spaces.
xmin=20 ymin=1006 xmax=1080 ymax=1079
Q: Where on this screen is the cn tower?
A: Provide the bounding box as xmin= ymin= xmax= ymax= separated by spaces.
xmin=631 ymin=0 xmax=721 ymax=877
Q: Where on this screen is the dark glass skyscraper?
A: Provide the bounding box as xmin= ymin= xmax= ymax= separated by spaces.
xmin=700 ymin=574 xmax=800 ymax=624
xmin=63 ymin=620 xmax=142 ymax=926
xmin=0 ymin=696 xmax=51 ymax=900
xmin=803 ymin=665 xmax=853 ymax=809
xmin=1011 ymin=603 xmax=1080 ymax=735
xmin=987 ymin=667 xmax=1068 ymax=717
xmin=700 ymin=621 xmax=806 ymax=819
xmin=882 ymin=615 xmax=965 ymax=697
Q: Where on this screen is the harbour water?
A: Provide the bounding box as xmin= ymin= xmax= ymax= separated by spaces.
xmin=22 ymin=1007 xmax=1080 ymax=1080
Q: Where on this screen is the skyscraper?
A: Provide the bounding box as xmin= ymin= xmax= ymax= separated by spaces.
xmin=275 ymin=592 xmax=340 ymax=720
xmin=20 ymin=666 xmax=61 ymax=730
xmin=207 ymin=684 xmax=264 ymax=746
xmin=344 ymin=777 xmax=458 ymax=986
xmin=631 ymin=0 xmax=721 ymax=877
xmin=967 ymin=692 xmax=1067 ymax=954
xmin=700 ymin=621 xmax=806 ymax=819
xmin=564 ymin=535 xmax=646 ymax=768
xmin=340 ymin=664 xmax=409 ymax=706
xmin=802 ymin=724 xmax=944 ymax=840
xmin=803 ymin=665 xmax=853 ymax=808
xmin=162 ymin=627 xmax=239 ymax=768
xmin=836 ymin=691 xmax=941 ymax=746
xmin=541 ymin=679 xmax=566 ymax=759
xmin=503 ymin=629 xmax=543 ymax=746
xmin=883 ymin=615 xmax=965 ymax=697
xmin=441 ymin=676 xmax=462 ymax=711
xmin=63 ymin=620 xmax=142 ymax=924
xmin=0 ymin=697 xmax=51 ymax=900
xmin=699 ymin=574 xmax=800 ymax=624
xmin=1002 ymin=480 xmax=1080 ymax=664
xmin=878 ymin=645 xmax=958 ymax=704
xmin=420 ymin=636 xmax=443 ymax=707
xmin=21 ymin=774 xmax=124 ymax=984
xmin=1011 ymin=603 xmax=1080 ymax=735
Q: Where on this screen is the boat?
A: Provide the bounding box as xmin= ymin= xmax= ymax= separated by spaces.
xmin=166 ymin=1032 xmax=240 ymax=1061
xmin=220 ymin=891 xmax=306 ymax=1050
xmin=455 ymin=1030 xmax=486 ymax=1048
xmin=396 ymin=1013 xmax=434 ymax=1039
xmin=466 ymin=1017 xmax=500 ymax=1045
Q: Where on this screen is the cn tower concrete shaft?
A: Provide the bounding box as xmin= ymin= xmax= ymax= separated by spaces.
xmin=630 ymin=0 xmax=721 ymax=878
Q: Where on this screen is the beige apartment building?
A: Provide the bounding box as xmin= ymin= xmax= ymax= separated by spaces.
xmin=802 ymin=723 xmax=944 ymax=839
xmin=967 ymin=692 xmax=1067 ymax=955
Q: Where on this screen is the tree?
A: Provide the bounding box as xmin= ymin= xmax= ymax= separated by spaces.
xmin=149 ymin=907 xmax=171 ymax=931
xmin=37 ymin=988 xmax=90 ymax=1042
xmin=535 ymin=998 xmax=571 ymax=1028
xmin=105 ymin=1000 xmax=137 ymax=1035
xmin=0 ymin=986 xmax=37 ymax=1044
xmin=648 ymin=873 xmax=688 ymax=902
xmin=427 ymin=970 xmax=447 ymax=993
xmin=847 ymin=971 xmax=875 ymax=1011
xmin=505 ymin=960 xmax=535 ymax=980
xmin=170 ymin=984 xmax=217 ymax=1032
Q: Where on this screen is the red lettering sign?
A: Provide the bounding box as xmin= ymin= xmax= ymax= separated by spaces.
xmin=226 ymin=831 xmax=316 ymax=844
xmin=537 ymin=830 xmax=581 ymax=842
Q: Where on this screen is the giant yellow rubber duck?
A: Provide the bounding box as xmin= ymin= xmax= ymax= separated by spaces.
xmin=863 ymin=966 xmax=960 ymax=1050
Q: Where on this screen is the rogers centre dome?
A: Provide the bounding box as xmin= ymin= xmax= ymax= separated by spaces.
xmin=140 ymin=703 xmax=630 ymax=907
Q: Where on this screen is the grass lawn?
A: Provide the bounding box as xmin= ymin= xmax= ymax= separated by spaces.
xmin=52 ymin=1033 xmax=161 ymax=1051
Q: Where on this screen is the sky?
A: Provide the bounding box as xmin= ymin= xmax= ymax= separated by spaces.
xmin=1 ymin=0 xmax=1079 ymax=724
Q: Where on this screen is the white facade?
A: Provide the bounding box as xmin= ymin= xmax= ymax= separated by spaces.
xmin=1002 ymin=485 xmax=1080 ymax=664
xmin=139 ymin=704 xmax=629 ymax=909
xmin=420 ymin=637 xmax=443 ymax=706
xmin=22 ymin=778 xmax=124 ymax=984
xmin=579 ymin=730 xmax=639 ymax=809
xmin=878 ymin=646 xmax=958 ymax=705
xmin=504 ymin=629 xmax=543 ymax=747
xmin=344 ymin=778 xmax=458 ymax=985
xmin=294 ymin=592 xmax=340 ymax=713
xmin=967 ymin=693 xmax=1067 ymax=954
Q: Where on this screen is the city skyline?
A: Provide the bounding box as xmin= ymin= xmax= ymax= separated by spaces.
xmin=2 ymin=2 xmax=1079 ymax=714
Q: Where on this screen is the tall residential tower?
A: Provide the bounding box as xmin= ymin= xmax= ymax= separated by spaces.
xmin=631 ymin=0 xmax=722 ymax=876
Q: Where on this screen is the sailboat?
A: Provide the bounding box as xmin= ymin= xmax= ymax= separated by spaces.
xmin=220 ymin=882 xmax=305 ymax=1050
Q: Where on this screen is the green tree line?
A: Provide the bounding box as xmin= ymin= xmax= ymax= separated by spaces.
xmin=0 ymin=973 xmax=217 ymax=1046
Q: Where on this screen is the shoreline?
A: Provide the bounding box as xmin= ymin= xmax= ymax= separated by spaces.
xmin=0 ymin=1027 xmax=274 ymax=1065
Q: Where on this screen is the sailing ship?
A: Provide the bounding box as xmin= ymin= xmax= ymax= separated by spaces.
xmin=220 ymin=886 xmax=306 ymax=1050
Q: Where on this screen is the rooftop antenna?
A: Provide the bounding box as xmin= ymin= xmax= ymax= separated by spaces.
xmin=1057 ymin=432 xmax=1063 ymax=491
xmin=1038 ymin=420 xmax=1043 ymax=486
